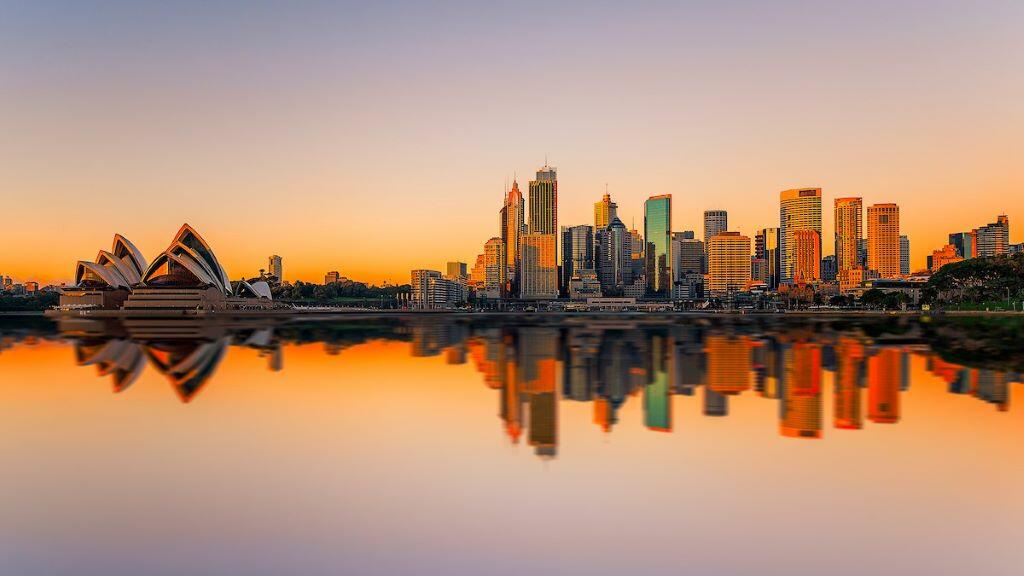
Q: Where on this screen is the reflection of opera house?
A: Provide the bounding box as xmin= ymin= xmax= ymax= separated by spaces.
xmin=56 ymin=224 xmax=284 ymax=315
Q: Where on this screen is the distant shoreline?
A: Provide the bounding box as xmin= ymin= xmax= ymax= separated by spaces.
xmin=23 ymin=308 xmax=1024 ymax=321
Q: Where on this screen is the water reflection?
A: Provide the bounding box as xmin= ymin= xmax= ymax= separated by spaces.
xmin=2 ymin=315 xmax=1021 ymax=456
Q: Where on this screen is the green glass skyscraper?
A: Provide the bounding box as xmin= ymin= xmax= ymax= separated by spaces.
xmin=644 ymin=194 xmax=672 ymax=297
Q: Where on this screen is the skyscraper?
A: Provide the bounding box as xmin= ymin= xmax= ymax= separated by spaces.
xmin=779 ymin=188 xmax=822 ymax=284
xmin=792 ymin=230 xmax=821 ymax=283
xmin=268 ymin=255 xmax=283 ymax=281
xmin=596 ymin=217 xmax=632 ymax=296
xmin=519 ymin=233 xmax=558 ymax=299
xmin=528 ymin=164 xmax=558 ymax=235
xmin=671 ymin=233 xmax=704 ymax=300
xmin=644 ymin=195 xmax=672 ymax=297
xmin=445 ymin=261 xmax=467 ymax=281
xmin=703 ymin=210 xmax=728 ymax=242
xmin=867 ymin=203 xmax=900 ymax=278
xmin=754 ymin=227 xmax=781 ymax=289
xmin=594 ymin=192 xmax=617 ymax=229
xmin=706 ymin=231 xmax=751 ymax=297
xmin=976 ymin=215 xmax=1009 ymax=257
xmin=482 ymin=237 xmax=505 ymax=298
xmin=948 ymin=231 xmax=977 ymax=259
xmin=703 ymin=210 xmax=728 ymax=272
xmin=834 ymin=197 xmax=863 ymax=278
xmin=500 ymin=179 xmax=525 ymax=296
xmin=560 ymin=225 xmax=594 ymax=295
xmin=899 ymin=235 xmax=910 ymax=275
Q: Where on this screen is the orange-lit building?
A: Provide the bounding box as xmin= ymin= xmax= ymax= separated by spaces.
xmin=868 ymin=348 xmax=902 ymax=423
xmin=867 ymin=203 xmax=901 ymax=278
xmin=705 ymin=335 xmax=752 ymax=395
xmin=929 ymin=244 xmax=963 ymax=273
xmin=792 ymin=229 xmax=821 ymax=283
xmin=780 ymin=343 xmax=823 ymax=439
xmin=834 ymin=339 xmax=864 ymax=429
xmin=707 ymin=231 xmax=751 ymax=297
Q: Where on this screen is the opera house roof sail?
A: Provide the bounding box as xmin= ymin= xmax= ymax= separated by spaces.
xmin=74 ymin=235 xmax=148 ymax=289
xmin=142 ymin=224 xmax=233 ymax=295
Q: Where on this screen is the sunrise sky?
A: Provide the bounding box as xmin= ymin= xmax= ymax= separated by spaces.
xmin=2 ymin=0 xmax=1022 ymax=285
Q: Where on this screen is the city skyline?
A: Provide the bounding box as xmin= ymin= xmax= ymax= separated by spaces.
xmin=3 ymin=2 xmax=1023 ymax=286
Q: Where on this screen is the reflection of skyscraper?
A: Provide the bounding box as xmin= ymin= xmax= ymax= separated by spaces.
xmin=977 ymin=370 xmax=1009 ymax=411
xmin=644 ymin=334 xmax=671 ymax=431
xmin=703 ymin=387 xmax=728 ymax=416
xmin=868 ymin=348 xmax=901 ymax=423
xmin=705 ymin=335 xmax=752 ymax=395
xmin=520 ymin=328 xmax=559 ymax=457
xmin=500 ymin=333 xmax=523 ymax=443
xmin=834 ymin=339 xmax=864 ymax=429
xmin=780 ymin=343 xmax=822 ymax=439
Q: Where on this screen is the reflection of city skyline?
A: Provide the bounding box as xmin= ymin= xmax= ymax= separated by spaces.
xmin=2 ymin=317 xmax=1020 ymax=457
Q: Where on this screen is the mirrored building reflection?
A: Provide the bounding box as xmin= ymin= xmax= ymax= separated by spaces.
xmin=19 ymin=315 xmax=1021 ymax=459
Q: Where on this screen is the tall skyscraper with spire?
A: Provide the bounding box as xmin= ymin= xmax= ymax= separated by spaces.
xmin=594 ymin=190 xmax=617 ymax=229
xmin=528 ymin=164 xmax=558 ymax=234
xmin=500 ymin=179 xmax=525 ymax=297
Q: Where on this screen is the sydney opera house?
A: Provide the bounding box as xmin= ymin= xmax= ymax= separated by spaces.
xmin=57 ymin=224 xmax=281 ymax=315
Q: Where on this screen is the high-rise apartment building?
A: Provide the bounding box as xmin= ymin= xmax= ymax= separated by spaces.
xmin=560 ymin=225 xmax=594 ymax=295
xmin=500 ymin=179 xmax=525 ymax=296
xmin=779 ymin=188 xmax=822 ymax=284
xmin=754 ymin=227 xmax=781 ymax=289
xmin=899 ymin=235 xmax=910 ymax=275
xmin=976 ymin=215 xmax=1009 ymax=257
xmin=706 ymin=231 xmax=751 ymax=297
xmin=644 ymin=195 xmax=672 ymax=297
xmin=834 ymin=197 xmax=863 ymax=278
xmin=594 ymin=192 xmax=617 ymax=229
xmin=482 ymin=237 xmax=505 ymax=298
xmin=519 ymin=233 xmax=558 ymax=299
xmin=792 ymin=230 xmax=821 ymax=283
xmin=867 ymin=203 xmax=900 ymax=278
xmin=268 ymin=255 xmax=283 ymax=281
xmin=528 ymin=165 xmax=558 ymax=235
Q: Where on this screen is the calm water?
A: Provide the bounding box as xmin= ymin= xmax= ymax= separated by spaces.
xmin=1 ymin=315 xmax=1023 ymax=576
